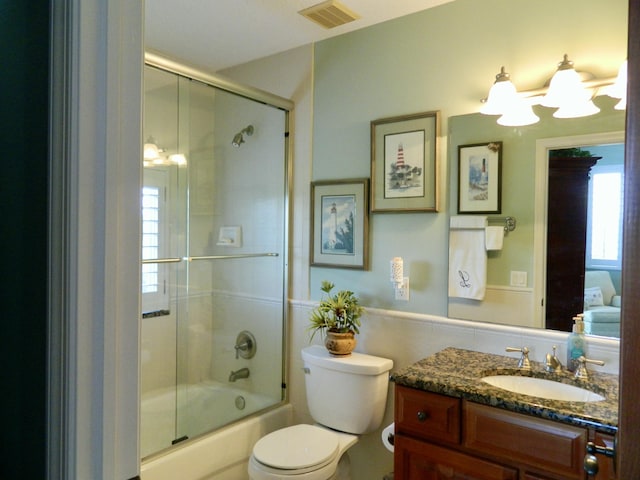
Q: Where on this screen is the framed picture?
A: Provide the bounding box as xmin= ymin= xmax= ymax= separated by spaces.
xmin=370 ymin=111 xmax=440 ymax=212
xmin=310 ymin=178 xmax=369 ymax=269
xmin=457 ymin=141 xmax=503 ymax=214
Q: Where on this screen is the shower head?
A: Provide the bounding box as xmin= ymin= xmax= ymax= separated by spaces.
xmin=232 ymin=125 xmax=254 ymax=147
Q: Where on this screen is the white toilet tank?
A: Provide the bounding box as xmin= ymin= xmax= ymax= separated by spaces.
xmin=301 ymin=345 xmax=393 ymax=435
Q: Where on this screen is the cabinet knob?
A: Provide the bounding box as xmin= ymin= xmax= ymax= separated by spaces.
xmin=584 ymin=453 xmax=599 ymax=475
xmin=584 ymin=440 xmax=616 ymax=476
xmin=417 ymin=410 xmax=429 ymax=422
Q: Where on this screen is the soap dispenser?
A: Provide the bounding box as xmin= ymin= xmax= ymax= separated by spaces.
xmin=566 ymin=316 xmax=586 ymax=372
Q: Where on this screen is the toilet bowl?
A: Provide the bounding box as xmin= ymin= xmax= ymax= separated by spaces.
xmin=248 ymin=424 xmax=358 ymax=479
xmin=248 ymin=346 xmax=394 ymax=480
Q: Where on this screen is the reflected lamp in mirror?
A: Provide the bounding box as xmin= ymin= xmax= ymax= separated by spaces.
xmin=144 ymin=137 xmax=161 ymax=162
xmin=143 ymin=136 xmax=188 ymax=167
xmin=604 ymin=60 xmax=627 ymax=110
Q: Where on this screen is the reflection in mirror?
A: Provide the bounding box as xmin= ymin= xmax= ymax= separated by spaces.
xmin=447 ymin=103 xmax=625 ymax=338
xmin=544 ymin=143 xmax=623 ymax=336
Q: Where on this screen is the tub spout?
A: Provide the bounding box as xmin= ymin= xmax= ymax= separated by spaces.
xmin=229 ymin=367 xmax=250 ymax=382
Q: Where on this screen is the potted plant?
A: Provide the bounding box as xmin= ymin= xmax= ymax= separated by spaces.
xmin=308 ymin=280 xmax=364 ymax=355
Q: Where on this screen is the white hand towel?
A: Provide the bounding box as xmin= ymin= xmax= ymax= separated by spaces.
xmin=448 ymin=216 xmax=487 ymax=300
xmin=485 ymin=226 xmax=504 ymax=251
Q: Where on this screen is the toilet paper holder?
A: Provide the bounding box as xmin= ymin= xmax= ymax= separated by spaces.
xmin=381 ymin=422 xmax=395 ymax=452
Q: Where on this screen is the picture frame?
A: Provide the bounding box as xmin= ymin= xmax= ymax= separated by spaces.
xmin=370 ymin=111 xmax=440 ymax=212
xmin=310 ymin=178 xmax=369 ymax=269
xmin=457 ymin=141 xmax=503 ymax=214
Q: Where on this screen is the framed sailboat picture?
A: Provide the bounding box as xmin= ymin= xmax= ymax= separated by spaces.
xmin=370 ymin=111 xmax=440 ymax=212
xmin=457 ymin=141 xmax=502 ymax=214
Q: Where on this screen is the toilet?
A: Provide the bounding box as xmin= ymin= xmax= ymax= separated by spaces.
xmin=248 ymin=345 xmax=394 ymax=480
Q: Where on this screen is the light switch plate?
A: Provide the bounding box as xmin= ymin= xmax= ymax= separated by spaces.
xmin=510 ymin=271 xmax=527 ymax=287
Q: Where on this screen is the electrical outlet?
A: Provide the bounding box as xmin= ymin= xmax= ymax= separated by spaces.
xmin=395 ymin=277 xmax=410 ymax=301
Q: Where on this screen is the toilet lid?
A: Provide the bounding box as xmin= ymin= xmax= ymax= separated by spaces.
xmin=253 ymin=424 xmax=339 ymax=470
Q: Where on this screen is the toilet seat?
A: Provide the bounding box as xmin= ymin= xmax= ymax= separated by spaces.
xmin=252 ymin=424 xmax=339 ymax=472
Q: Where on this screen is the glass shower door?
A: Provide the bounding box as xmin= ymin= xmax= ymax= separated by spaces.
xmin=141 ymin=64 xmax=288 ymax=457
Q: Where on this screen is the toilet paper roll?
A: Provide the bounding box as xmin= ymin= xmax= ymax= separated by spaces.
xmin=381 ymin=422 xmax=395 ymax=452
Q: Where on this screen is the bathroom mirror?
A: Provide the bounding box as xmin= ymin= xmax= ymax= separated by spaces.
xmin=447 ymin=102 xmax=625 ymax=338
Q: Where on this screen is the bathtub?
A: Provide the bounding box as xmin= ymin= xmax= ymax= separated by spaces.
xmin=141 ymin=383 xmax=292 ymax=480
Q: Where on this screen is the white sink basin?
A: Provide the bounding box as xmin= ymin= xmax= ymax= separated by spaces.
xmin=481 ymin=375 xmax=605 ymax=402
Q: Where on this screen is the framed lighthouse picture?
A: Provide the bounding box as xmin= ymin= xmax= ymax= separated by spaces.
xmin=457 ymin=141 xmax=502 ymax=214
xmin=310 ymin=178 xmax=369 ymax=269
xmin=370 ymin=111 xmax=440 ymax=212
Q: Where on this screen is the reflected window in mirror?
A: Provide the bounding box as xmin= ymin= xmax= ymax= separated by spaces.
xmin=587 ymin=163 xmax=624 ymax=270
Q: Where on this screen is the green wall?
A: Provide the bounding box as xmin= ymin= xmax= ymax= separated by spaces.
xmin=0 ymin=1 xmax=50 ymax=477
xmin=310 ymin=0 xmax=627 ymax=315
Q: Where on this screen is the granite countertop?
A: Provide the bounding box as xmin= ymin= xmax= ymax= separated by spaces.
xmin=391 ymin=347 xmax=619 ymax=435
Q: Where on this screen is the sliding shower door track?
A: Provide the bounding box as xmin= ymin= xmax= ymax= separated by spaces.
xmin=142 ymin=253 xmax=279 ymax=264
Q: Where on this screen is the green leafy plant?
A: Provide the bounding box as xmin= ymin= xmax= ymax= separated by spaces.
xmin=549 ymin=147 xmax=593 ymax=157
xmin=308 ymin=280 xmax=364 ymax=340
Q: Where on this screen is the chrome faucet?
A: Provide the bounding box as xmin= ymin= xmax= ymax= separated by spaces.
xmin=229 ymin=367 xmax=250 ymax=382
xmin=506 ymin=346 xmax=531 ymax=370
xmin=574 ymin=356 xmax=605 ymax=380
xmin=545 ymin=345 xmax=563 ymax=373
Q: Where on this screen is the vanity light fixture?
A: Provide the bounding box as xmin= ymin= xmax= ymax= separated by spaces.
xmin=541 ymin=54 xmax=600 ymax=118
xmin=480 ymin=55 xmax=626 ymax=126
xmin=480 ymin=67 xmax=518 ymax=115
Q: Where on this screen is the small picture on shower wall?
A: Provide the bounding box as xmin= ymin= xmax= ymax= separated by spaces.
xmin=457 ymin=141 xmax=502 ymax=214
xmin=310 ymin=179 xmax=369 ymax=269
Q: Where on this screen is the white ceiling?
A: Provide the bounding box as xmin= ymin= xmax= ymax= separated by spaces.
xmin=145 ymin=0 xmax=455 ymax=72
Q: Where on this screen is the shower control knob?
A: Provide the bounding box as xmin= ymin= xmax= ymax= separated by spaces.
xmin=234 ymin=331 xmax=257 ymax=359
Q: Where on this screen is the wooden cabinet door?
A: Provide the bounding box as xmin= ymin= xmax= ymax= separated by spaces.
xmin=593 ymin=433 xmax=617 ymax=480
xmin=395 ymin=434 xmax=517 ymax=480
xmin=464 ymin=401 xmax=587 ymax=479
xmin=395 ymin=384 xmax=461 ymax=445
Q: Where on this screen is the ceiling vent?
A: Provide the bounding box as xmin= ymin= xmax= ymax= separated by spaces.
xmin=298 ymin=0 xmax=360 ymax=29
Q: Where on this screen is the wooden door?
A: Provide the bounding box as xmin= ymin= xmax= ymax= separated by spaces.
xmin=617 ymin=1 xmax=640 ymax=478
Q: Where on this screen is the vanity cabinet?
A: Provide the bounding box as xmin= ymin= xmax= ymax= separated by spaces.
xmin=394 ymin=385 xmax=615 ymax=480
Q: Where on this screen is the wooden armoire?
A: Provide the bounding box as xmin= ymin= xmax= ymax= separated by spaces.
xmin=545 ymin=154 xmax=600 ymax=332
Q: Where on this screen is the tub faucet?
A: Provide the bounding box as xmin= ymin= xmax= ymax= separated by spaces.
xmin=229 ymin=367 xmax=250 ymax=382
